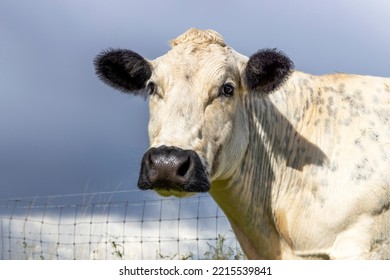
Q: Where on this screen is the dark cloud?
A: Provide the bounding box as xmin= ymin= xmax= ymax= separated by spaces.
xmin=0 ymin=0 xmax=389 ymax=198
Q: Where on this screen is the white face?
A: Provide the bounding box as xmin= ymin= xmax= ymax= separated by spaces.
xmin=94 ymin=29 xmax=293 ymax=198
xmin=147 ymin=43 xmax=249 ymax=195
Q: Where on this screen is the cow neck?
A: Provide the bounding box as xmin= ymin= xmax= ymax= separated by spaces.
xmin=209 ymin=74 xmax=317 ymax=259
xmin=209 ymin=93 xmax=290 ymax=259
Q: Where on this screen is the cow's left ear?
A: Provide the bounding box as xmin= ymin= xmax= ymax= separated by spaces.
xmin=244 ymin=49 xmax=294 ymax=93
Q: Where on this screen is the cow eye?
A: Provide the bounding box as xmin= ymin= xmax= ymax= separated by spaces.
xmin=147 ymin=82 xmax=156 ymax=95
xmin=220 ymin=83 xmax=235 ymax=97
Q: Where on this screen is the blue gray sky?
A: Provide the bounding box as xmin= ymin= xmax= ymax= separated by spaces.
xmin=1 ymin=0 xmax=390 ymax=199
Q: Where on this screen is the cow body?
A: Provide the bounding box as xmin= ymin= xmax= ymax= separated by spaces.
xmin=212 ymin=71 xmax=390 ymax=259
xmin=95 ymin=29 xmax=390 ymax=259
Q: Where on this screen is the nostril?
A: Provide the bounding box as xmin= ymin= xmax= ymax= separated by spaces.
xmin=147 ymin=153 xmax=154 ymax=167
xmin=147 ymin=153 xmax=158 ymax=179
xmin=177 ymin=156 xmax=191 ymax=177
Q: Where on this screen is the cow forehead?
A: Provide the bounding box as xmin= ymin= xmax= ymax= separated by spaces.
xmin=151 ymin=29 xmax=241 ymax=84
xmin=170 ymin=28 xmax=226 ymax=48
xmin=155 ymin=45 xmax=234 ymax=75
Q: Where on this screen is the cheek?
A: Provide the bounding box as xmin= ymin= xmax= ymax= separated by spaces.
xmin=230 ymin=103 xmax=249 ymax=153
xmin=208 ymin=103 xmax=249 ymax=180
xmin=147 ymin=101 xmax=162 ymax=145
xmin=203 ymin=103 xmax=235 ymax=175
xmin=204 ymin=103 xmax=233 ymax=143
xmin=147 ymin=119 xmax=158 ymax=144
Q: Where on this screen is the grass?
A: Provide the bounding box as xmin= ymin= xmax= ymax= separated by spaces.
xmin=156 ymin=233 xmax=244 ymax=260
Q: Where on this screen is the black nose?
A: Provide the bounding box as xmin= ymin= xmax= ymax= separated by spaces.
xmin=137 ymin=146 xmax=210 ymax=193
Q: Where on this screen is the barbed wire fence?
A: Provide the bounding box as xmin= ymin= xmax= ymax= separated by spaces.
xmin=0 ymin=189 xmax=242 ymax=260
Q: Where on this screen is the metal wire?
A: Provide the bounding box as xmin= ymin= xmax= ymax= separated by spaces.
xmin=0 ymin=189 xmax=240 ymax=260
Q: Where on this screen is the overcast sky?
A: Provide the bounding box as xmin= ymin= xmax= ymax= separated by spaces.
xmin=0 ymin=0 xmax=389 ymax=199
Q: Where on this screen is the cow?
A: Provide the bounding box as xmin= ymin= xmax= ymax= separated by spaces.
xmin=94 ymin=28 xmax=390 ymax=259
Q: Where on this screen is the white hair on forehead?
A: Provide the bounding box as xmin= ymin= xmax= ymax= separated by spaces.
xmin=170 ymin=28 xmax=226 ymax=47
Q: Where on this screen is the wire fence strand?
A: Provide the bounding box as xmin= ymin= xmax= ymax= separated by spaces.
xmin=0 ymin=189 xmax=241 ymax=260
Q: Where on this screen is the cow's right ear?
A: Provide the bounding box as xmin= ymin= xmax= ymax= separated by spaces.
xmin=94 ymin=49 xmax=152 ymax=95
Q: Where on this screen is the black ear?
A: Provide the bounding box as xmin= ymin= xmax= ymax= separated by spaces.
xmin=244 ymin=48 xmax=294 ymax=93
xmin=94 ymin=49 xmax=152 ymax=95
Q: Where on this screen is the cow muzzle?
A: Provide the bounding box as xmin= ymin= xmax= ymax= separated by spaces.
xmin=137 ymin=145 xmax=210 ymax=194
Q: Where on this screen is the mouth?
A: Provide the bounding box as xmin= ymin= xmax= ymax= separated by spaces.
xmin=154 ymin=188 xmax=198 ymax=198
xmin=137 ymin=145 xmax=210 ymax=195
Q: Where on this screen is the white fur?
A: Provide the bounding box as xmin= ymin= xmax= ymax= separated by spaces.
xmin=145 ymin=29 xmax=390 ymax=259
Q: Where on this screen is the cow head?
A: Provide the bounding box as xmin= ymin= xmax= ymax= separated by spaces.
xmin=94 ymin=29 xmax=293 ymax=197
